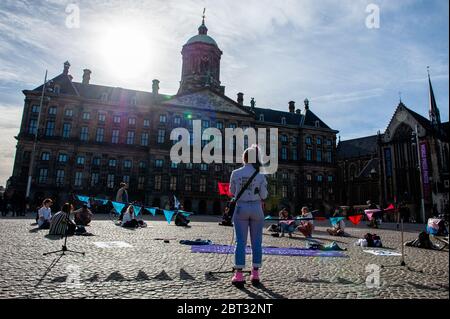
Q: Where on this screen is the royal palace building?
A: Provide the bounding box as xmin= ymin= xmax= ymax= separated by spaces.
xmin=8 ymin=18 xmax=338 ymax=214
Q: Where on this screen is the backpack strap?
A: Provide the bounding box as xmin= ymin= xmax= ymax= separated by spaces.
xmin=234 ymin=169 xmax=259 ymax=202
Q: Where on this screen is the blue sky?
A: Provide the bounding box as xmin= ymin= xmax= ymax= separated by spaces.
xmin=0 ymin=0 xmax=448 ymax=186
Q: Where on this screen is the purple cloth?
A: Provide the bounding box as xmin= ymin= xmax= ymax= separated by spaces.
xmin=191 ymin=245 xmax=346 ymax=257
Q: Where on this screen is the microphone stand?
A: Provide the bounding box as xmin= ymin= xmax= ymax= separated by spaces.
xmin=43 ymin=212 xmax=85 ymax=257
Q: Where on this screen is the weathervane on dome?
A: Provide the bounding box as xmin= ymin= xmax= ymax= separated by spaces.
xmin=202 ymin=8 xmax=206 ymax=24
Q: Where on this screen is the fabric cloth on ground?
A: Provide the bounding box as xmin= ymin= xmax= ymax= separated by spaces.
xmin=191 ymin=245 xmax=347 ymax=257
xmin=180 ymin=239 xmax=213 ymax=245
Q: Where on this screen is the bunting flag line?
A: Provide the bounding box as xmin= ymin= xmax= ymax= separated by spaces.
xmin=145 ymin=207 xmax=157 ymax=216
xmin=218 ymin=183 xmax=233 ymax=197
xmin=163 ymin=210 xmax=176 ymax=224
xmin=364 ymin=209 xmax=381 ymax=221
xmin=94 ymin=198 xmax=109 ymax=205
xmin=77 ymin=195 xmax=90 ymax=204
xmin=132 ymin=205 xmax=142 ymax=217
xmin=348 ymin=215 xmax=363 ymax=225
xmin=111 ymin=201 xmax=126 ymax=215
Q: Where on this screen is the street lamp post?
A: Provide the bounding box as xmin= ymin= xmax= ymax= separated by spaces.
xmin=412 ymin=124 xmax=426 ymax=223
xmin=25 ymin=70 xmax=48 ymax=199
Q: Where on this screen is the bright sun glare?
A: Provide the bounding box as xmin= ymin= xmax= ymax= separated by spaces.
xmin=100 ymin=25 xmax=152 ymax=80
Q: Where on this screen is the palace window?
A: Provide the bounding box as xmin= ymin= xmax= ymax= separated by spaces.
xmin=58 ymin=153 xmax=68 ymax=163
xmin=56 ymin=170 xmax=65 ymax=187
xmin=62 ymin=123 xmax=71 ymax=138
xmin=202 ymin=120 xmax=210 ymax=128
xmin=317 ymin=149 xmax=322 ymax=162
xmin=80 ymin=127 xmax=89 ymax=141
xmin=306 ymin=186 xmax=312 ymax=199
xmin=31 ymin=105 xmax=40 ymax=113
xmin=65 ymin=109 xmax=73 ymax=117
xmin=113 ymin=115 xmax=121 ymax=124
xmin=306 ymin=149 xmax=312 ymax=161
xmin=108 ymin=159 xmax=117 ymax=167
xmin=141 ymin=132 xmax=149 ymax=146
xmin=48 ymin=106 xmax=57 ymax=115
xmin=154 ymin=175 xmax=162 ymax=191
xmin=292 ymin=149 xmax=298 ymax=161
xmin=306 ymin=174 xmax=312 ymax=182
xmin=317 ymin=175 xmax=323 ymax=183
xmin=170 ymin=176 xmax=177 ymax=191
xmin=112 ymin=129 xmax=120 ymax=144
xmin=259 ymin=114 xmax=264 ymax=121
xmin=185 ymin=177 xmax=192 ymax=191
xmin=82 ymin=112 xmax=90 ymax=120
xmin=96 ymin=128 xmax=104 ymax=142
xmin=28 ymin=119 xmax=38 ymax=135
xmin=107 ymin=174 xmax=115 ymax=189
xmin=325 ymin=151 xmax=332 ymax=163
xmin=174 ymin=116 xmax=181 ymax=126
xmin=281 ymin=117 xmax=286 ymax=125
xmin=317 ymin=137 xmax=322 ymax=145
xmin=328 ymin=175 xmax=333 ymax=183
xmin=126 ymin=131 xmax=135 ymax=145
xmin=200 ymin=164 xmax=208 ymax=171
xmin=74 ymin=172 xmax=83 ymax=187
xmin=76 ymin=156 xmax=85 ymax=165
xmin=128 ymin=117 xmax=136 ymax=125
xmin=123 ymin=160 xmax=132 ymax=169
xmin=171 ymin=162 xmax=178 ymax=169
xmin=282 ymin=185 xmax=288 ymax=198
xmin=157 ymin=129 xmax=165 ymax=144
xmin=138 ymin=177 xmax=145 ymax=190
xmin=159 ymin=114 xmax=167 ymax=123
xmin=98 ymin=112 xmax=106 ymax=122
xmin=281 ymin=134 xmax=288 ymax=143
xmin=139 ymin=161 xmax=147 ymax=169
xmin=91 ymin=173 xmax=99 ymax=186
xmin=306 ymin=136 xmax=312 ymax=145
xmin=143 ymin=119 xmax=150 ymax=127
xmin=216 ymin=122 xmax=223 ymax=130
xmin=281 ymin=147 xmax=288 ymax=160
xmin=38 ymin=168 xmax=48 ymax=184
xmin=122 ymin=175 xmax=130 ymax=184
xmin=92 ymin=157 xmax=101 ymax=166
xmin=41 ymin=152 xmax=50 ymax=161
xmin=101 ymin=93 xmax=108 ymax=102
xmin=199 ymin=178 xmax=207 ymax=193
xmin=185 ymin=163 xmax=193 ymax=170
xmin=45 ymin=121 xmax=55 ymax=136
xmin=155 ymin=159 xmax=164 ymax=168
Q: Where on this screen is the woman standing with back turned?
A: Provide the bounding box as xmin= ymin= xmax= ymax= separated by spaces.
xmin=229 ymin=145 xmax=268 ymax=286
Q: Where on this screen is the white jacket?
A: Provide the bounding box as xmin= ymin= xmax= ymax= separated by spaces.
xmin=230 ymin=164 xmax=268 ymax=202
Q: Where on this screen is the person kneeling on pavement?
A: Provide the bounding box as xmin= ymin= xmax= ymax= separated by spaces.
xmin=327 ymin=210 xmax=347 ymax=237
xmin=74 ymin=204 xmax=93 ymax=226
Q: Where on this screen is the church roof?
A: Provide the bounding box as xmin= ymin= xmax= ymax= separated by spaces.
xmin=337 ymin=135 xmax=379 ymax=159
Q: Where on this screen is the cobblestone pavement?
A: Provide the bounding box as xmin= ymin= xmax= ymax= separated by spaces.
xmin=0 ymin=215 xmax=448 ymax=299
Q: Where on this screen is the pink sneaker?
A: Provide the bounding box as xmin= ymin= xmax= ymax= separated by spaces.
xmin=250 ymin=269 xmax=260 ymax=285
xmin=232 ymin=271 xmax=245 ymax=287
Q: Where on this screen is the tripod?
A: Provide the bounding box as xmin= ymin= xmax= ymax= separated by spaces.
xmin=43 ymin=213 xmax=85 ymax=257
xmin=380 ymin=218 xmax=420 ymax=272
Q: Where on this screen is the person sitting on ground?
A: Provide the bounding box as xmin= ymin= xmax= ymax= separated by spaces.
xmin=219 ymin=205 xmax=233 ymax=226
xmin=175 ymin=211 xmax=190 ymax=227
xmin=74 ymin=204 xmax=93 ymax=226
xmin=121 ymin=205 xmax=147 ymax=228
xmin=37 ymin=199 xmax=53 ymax=229
xmin=49 ymin=203 xmax=76 ymax=236
xmin=278 ymin=208 xmax=295 ymax=238
xmin=327 ymin=210 xmax=346 ymax=237
xmin=297 ymin=206 xmax=314 ymax=238
xmin=367 ymin=200 xmax=380 ymax=229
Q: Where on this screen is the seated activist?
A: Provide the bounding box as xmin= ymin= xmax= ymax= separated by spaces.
xmin=278 ymin=208 xmax=296 ymax=238
xmin=49 ymin=203 xmax=77 ymax=236
xmin=175 ymin=211 xmax=190 ymax=227
xmin=367 ymin=200 xmax=380 ymax=229
xmin=37 ymin=198 xmax=53 ymax=229
xmin=219 ymin=205 xmax=233 ymax=227
xmin=297 ymin=206 xmax=314 ymax=238
xmin=74 ymin=204 xmax=93 ymax=226
xmin=327 ymin=210 xmax=347 ymax=237
xmin=121 ymin=205 xmax=147 ymax=228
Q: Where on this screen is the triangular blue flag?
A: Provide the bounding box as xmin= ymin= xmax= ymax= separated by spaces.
xmin=95 ymin=198 xmax=109 ymax=205
xmin=179 ymin=210 xmax=193 ymax=216
xmin=330 ymin=217 xmax=345 ymax=226
xmin=163 ymin=210 xmax=175 ymax=224
xmin=145 ymin=208 xmax=157 ymax=216
xmin=111 ymin=202 xmax=126 ymax=215
xmin=77 ymin=195 xmax=90 ymax=203
xmin=265 ymin=215 xmax=274 ymax=220
xmin=132 ymin=205 xmax=142 ymax=217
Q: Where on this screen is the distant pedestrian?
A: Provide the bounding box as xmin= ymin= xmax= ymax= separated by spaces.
xmin=115 ymin=182 xmax=129 ymax=220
